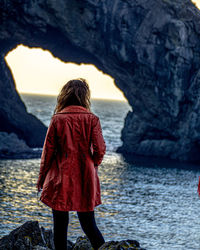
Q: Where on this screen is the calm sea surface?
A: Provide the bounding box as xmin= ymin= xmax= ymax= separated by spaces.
xmin=0 ymin=93 xmax=200 ymax=250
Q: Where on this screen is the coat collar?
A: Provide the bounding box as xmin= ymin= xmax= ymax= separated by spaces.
xmin=59 ymin=105 xmax=90 ymax=113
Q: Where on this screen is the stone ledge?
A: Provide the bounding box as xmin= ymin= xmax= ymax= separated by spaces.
xmin=0 ymin=221 xmax=146 ymax=250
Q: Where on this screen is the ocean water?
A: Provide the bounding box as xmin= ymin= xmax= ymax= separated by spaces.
xmin=0 ymin=93 xmax=200 ymax=250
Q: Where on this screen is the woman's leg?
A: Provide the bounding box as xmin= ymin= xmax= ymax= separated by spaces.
xmin=77 ymin=211 xmax=105 ymax=250
xmin=52 ymin=209 xmax=69 ymax=250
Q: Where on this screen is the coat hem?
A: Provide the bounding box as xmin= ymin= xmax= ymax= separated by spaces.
xmin=40 ymin=196 xmax=102 ymax=212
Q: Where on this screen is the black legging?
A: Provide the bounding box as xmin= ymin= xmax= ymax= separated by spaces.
xmin=52 ymin=209 xmax=105 ymax=250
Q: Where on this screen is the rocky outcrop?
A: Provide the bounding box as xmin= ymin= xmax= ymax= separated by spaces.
xmin=73 ymin=236 xmax=145 ymax=250
xmin=0 ymin=132 xmax=42 ymax=159
xmin=0 ymin=221 xmax=74 ymax=250
xmin=0 ymin=52 xmax=47 ymax=148
xmin=1 ymin=0 xmax=200 ymax=161
xmin=0 ymin=221 xmax=145 ymax=250
xmin=117 ymin=0 xmax=200 ymax=162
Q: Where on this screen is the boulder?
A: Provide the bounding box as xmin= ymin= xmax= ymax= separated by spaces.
xmin=0 ymin=221 xmax=145 ymax=250
xmin=99 ymin=239 xmax=145 ymax=250
xmin=0 ymin=221 xmax=74 ymax=250
xmin=73 ymin=236 xmax=146 ymax=250
xmin=72 ymin=236 xmax=92 ymax=250
xmin=0 ymin=221 xmax=49 ymax=250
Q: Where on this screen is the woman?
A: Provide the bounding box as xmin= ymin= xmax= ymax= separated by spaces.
xmin=36 ymin=78 xmax=106 ymax=250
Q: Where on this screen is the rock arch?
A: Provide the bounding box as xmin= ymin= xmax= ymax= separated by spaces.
xmin=1 ymin=0 xmax=200 ymax=162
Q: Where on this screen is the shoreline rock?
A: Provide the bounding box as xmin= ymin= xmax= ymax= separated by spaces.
xmin=0 ymin=221 xmax=146 ymax=250
xmin=0 ymin=132 xmax=42 ymax=159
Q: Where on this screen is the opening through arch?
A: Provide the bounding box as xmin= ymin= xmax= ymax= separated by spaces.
xmin=5 ymin=44 xmax=127 ymax=102
xmin=5 ymin=44 xmax=131 ymax=152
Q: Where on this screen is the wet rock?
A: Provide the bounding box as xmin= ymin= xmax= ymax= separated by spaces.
xmin=0 ymin=221 xmax=45 ymax=250
xmin=99 ymin=239 xmax=146 ymax=250
xmin=72 ymin=236 xmax=146 ymax=250
xmin=0 ymin=221 xmax=74 ymax=250
xmin=72 ymin=236 xmax=93 ymax=250
xmin=1 ymin=0 xmax=200 ymax=162
xmin=40 ymin=227 xmax=55 ymax=250
xmin=0 ymin=221 xmax=145 ymax=250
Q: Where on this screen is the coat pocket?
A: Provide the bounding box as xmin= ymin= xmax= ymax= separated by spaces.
xmin=41 ymin=159 xmax=62 ymax=202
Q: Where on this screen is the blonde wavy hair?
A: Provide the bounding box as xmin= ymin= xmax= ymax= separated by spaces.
xmin=54 ymin=78 xmax=91 ymax=114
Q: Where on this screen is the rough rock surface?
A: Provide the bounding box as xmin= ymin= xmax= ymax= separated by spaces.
xmin=99 ymin=239 xmax=145 ymax=250
xmin=0 ymin=221 xmax=52 ymax=250
xmin=0 ymin=132 xmax=42 ymax=159
xmin=1 ymin=0 xmax=200 ymax=162
xmin=0 ymin=221 xmax=145 ymax=250
xmin=0 ymin=51 xmax=47 ymax=148
xmin=73 ymin=236 xmax=146 ymax=250
xmin=0 ymin=221 xmax=74 ymax=250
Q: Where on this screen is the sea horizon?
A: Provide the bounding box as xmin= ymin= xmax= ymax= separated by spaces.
xmin=19 ymin=92 xmax=128 ymax=103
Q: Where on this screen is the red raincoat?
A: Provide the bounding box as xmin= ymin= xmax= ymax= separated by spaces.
xmin=37 ymin=105 xmax=106 ymax=212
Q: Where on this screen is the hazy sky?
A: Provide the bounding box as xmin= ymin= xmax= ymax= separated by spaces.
xmin=6 ymin=45 xmax=126 ymax=101
xmin=193 ymin=0 xmax=200 ymax=8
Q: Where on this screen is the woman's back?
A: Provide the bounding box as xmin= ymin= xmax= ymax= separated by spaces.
xmin=40 ymin=105 xmax=106 ymax=212
xmin=54 ymin=105 xmax=98 ymax=156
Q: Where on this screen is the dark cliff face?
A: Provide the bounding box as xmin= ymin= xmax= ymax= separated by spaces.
xmin=0 ymin=48 xmax=47 ymax=147
xmin=1 ymin=0 xmax=200 ymax=161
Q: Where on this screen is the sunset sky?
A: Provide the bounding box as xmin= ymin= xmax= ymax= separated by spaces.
xmin=193 ymin=0 xmax=200 ymax=8
xmin=6 ymin=45 xmax=126 ymax=101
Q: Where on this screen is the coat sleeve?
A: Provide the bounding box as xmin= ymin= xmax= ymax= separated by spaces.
xmin=91 ymin=117 xmax=106 ymax=166
xmin=37 ymin=117 xmax=57 ymax=189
